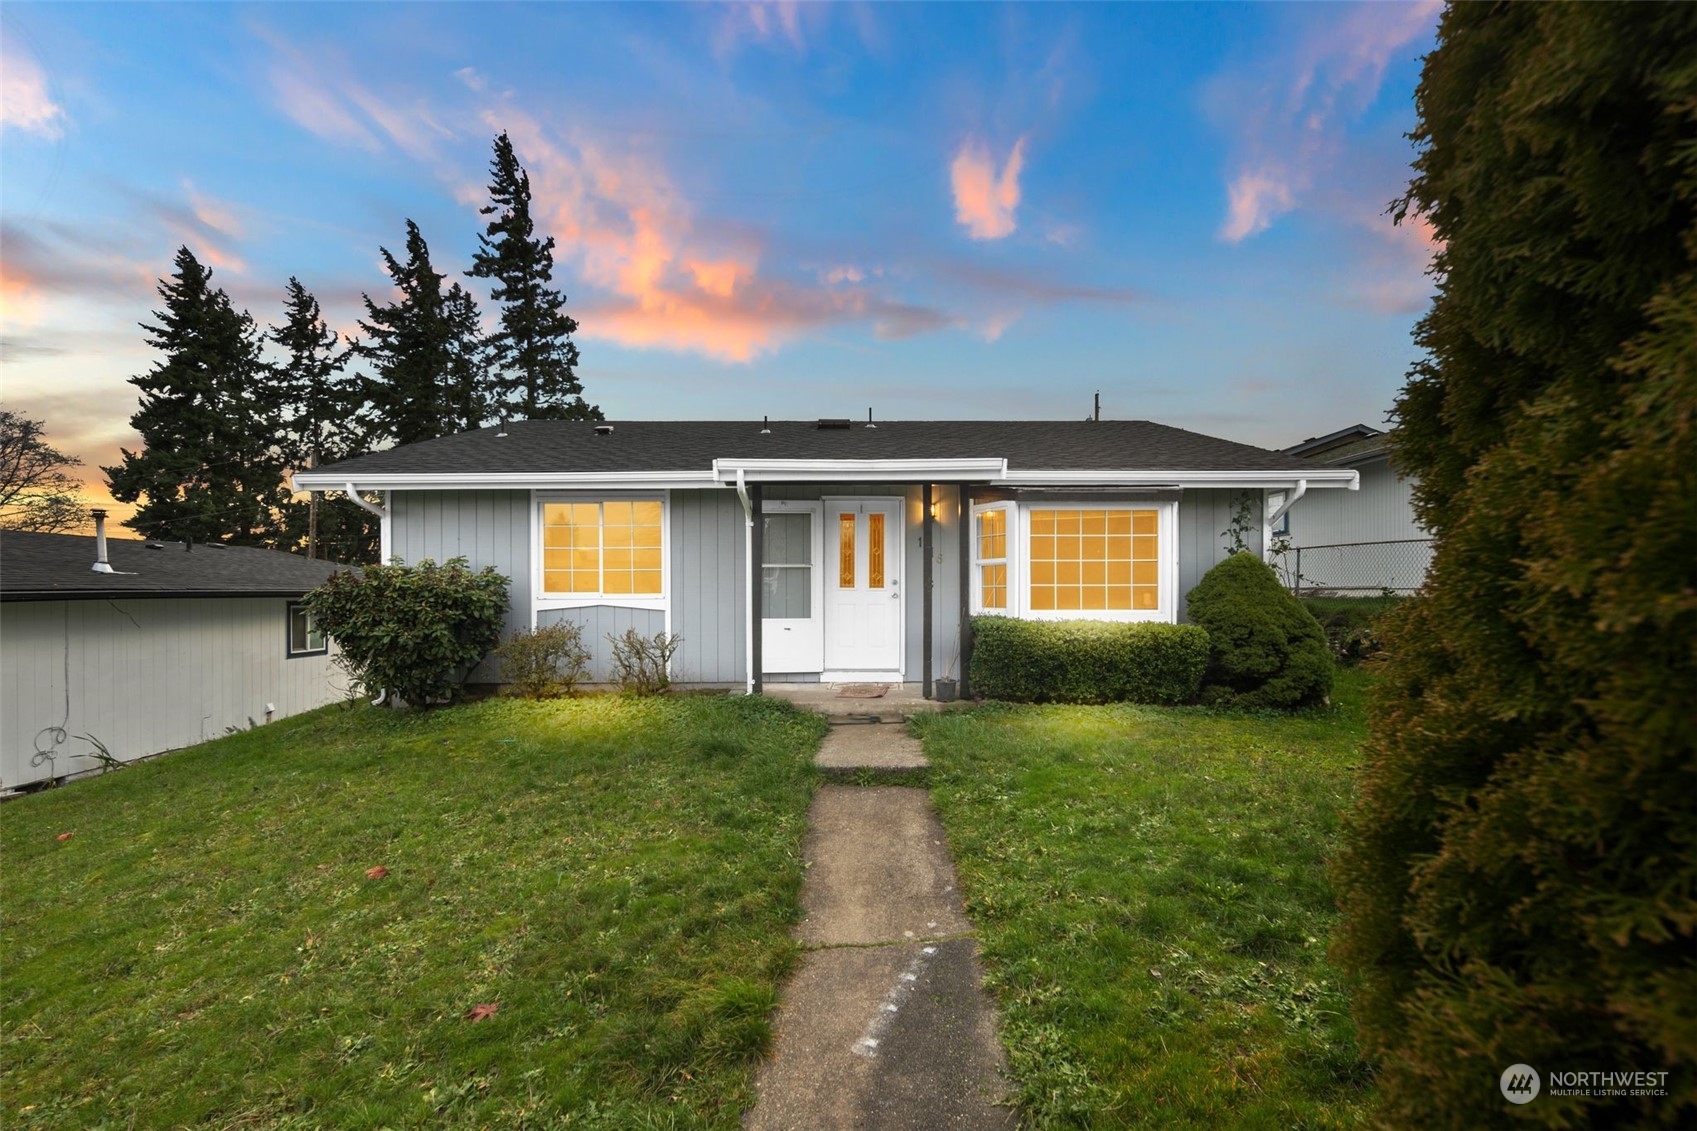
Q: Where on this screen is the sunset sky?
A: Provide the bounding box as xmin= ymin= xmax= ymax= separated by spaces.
xmin=1 ymin=1 xmax=1442 ymax=509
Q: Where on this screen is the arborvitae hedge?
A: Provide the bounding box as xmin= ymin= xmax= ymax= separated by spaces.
xmin=1185 ymin=552 xmax=1333 ymax=709
xmin=968 ymin=617 xmax=1208 ymax=705
xmin=1331 ymin=5 xmax=1697 ymax=1126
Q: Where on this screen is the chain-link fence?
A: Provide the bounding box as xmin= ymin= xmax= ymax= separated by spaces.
xmin=1272 ymin=538 xmax=1433 ymax=596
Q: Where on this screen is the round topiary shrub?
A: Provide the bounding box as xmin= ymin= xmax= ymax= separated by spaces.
xmin=1185 ymin=551 xmax=1333 ymax=708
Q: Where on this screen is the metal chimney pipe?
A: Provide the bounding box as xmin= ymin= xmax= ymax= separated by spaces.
xmin=91 ymin=509 xmax=115 ymax=573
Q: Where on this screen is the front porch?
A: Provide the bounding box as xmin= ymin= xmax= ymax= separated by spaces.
xmin=758 ymin=681 xmax=961 ymax=721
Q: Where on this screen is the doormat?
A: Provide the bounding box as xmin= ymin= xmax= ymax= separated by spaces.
xmin=835 ymin=684 xmax=891 ymax=699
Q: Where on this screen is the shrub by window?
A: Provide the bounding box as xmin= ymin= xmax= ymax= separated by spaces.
xmin=497 ymin=621 xmax=591 ymax=698
xmin=306 ymin=557 xmax=509 ymax=708
xmin=1184 ymin=552 xmax=1333 ymax=709
xmin=968 ymin=616 xmax=1208 ymax=705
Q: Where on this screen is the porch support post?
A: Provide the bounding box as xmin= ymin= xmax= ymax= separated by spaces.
xmin=958 ymin=484 xmax=972 ymax=699
xmin=922 ymin=482 xmax=934 ymax=699
xmin=750 ymin=482 xmax=763 ymax=696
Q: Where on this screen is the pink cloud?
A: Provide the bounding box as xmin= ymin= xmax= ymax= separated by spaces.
xmin=950 ymin=135 xmax=1027 ymax=241
xmin=0 ymin=46 xmax=66 ymax=139
xmin=714 ymin=2 xmax=808 ymax=57
xmin=1215 ymin=0 xmax=1440 ymax=243
xmin=489 ymin=109 xmax=954 ymax=360
xmin=262 ymin=30 xmax=455 ymax=163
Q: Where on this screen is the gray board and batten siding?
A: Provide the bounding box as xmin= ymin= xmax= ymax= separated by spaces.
xmin=1 ymin=597 xmax=347 ymax=790
xmin=382 ymin=484 xmax=1262 ymax=686
xmin=387 ymin=490 xmax=531 ymax=682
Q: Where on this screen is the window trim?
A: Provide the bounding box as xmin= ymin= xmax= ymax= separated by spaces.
xmin=286 ymin=600 xmax=328 ymax=658
xmin=532 ymin=490 xmax=670 ymax=612
xmin=972 ymin=500 xmax=1179 ymax=623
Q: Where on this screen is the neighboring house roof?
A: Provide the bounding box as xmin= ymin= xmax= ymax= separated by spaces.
xmin=1286 ymin=424 xmax=1391 ymax=466
xmin=0 ymin=531 xmax=350 ymax=602
xmin=302 ymin=419 xmax=1330 ymax=482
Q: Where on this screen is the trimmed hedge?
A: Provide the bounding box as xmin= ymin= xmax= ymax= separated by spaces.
xmin=968 ymin=616 xmax=1208 ymax=705
xmin=1186 ymin=552 xmax=1334 ymax=709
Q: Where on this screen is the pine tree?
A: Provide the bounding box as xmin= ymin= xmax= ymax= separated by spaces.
xmin=468 ymin=131 xmax=599 ymax=421
xmin=267 ymin=278 xmax=376 ymax=561
xmin=357 ymin=220 xmax=491 ymax=446
xmin=1331 ymin=5 xmax=1697 ymax=1125
xmin=105 ymin=247 xmax=286 ymax=544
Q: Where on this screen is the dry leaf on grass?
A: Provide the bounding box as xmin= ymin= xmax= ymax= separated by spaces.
xmin=365 ymin=865 xmax=389 ymax=879
xmin=464 ymin=1003 xmax=499 ymax=1022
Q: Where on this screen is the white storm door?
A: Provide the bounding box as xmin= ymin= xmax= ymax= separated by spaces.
xmin=761 ymin=505 xmax=824 ymax=673
xmin=823 ymin=498 xmax=903 ymax=674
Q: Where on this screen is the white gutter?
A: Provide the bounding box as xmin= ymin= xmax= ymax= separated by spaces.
xmin=294 ymin=469 xmax=717 ymax=491
xmin=714 ymin=457 xmax=1008 ymax=483
xmin=1002 ymin=468 xmax=1358 ymax=489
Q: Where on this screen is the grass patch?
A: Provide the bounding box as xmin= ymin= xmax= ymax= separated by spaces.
xmin=1 ymin=694 xmax=824 ymax=1129
xmin=914 ymin=669 xmax=1374 ymax=1129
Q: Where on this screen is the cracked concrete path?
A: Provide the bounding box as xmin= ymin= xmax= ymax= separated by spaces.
xmin=746 ymin=725 xmax=1015 ymax=1131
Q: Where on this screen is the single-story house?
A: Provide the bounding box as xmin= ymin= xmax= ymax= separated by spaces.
xmin=1278 ymin=424 xmax=1433 ymax=594
xmin=296 ymin=419 xmax=1358 ymax=697
xmin=1 ymin=518 xmax=351 ymax=790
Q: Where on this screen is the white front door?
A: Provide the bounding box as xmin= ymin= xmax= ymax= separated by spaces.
xmin=823 ymin=497 xmax=903 ymax=675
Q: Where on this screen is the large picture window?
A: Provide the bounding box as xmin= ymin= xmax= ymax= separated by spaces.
xmin=542 ymin=499 xmax=664 ymax=597
xmin=1028 ymin=508 xmax=1159 ymax=611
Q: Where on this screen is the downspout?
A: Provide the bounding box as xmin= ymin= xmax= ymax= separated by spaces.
xmin=344 ymin=483 xmax=389 ymax=562
xmin=344 ymin=484 xmax=392 ymax=705
xmin=1263 ymin=478 xmax=1308 ymax=562
xmin=736 ymin=469 xmax=754 ymax=695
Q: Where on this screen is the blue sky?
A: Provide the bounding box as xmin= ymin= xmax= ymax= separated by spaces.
xmin=1 ymin=1 xmax=1441 ymax=502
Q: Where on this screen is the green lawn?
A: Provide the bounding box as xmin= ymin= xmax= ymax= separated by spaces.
xmin=1 ymin=694 xmax=824 ymax=1130
xmin=914 ymin=669 xmax=1374 ymax=1129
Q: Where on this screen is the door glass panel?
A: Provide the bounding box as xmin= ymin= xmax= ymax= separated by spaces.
xmin=868 ymin=513 xmax=885 ymax=589
xmin=762 ymin=513 xmax=813 ymax=618
xmin=763 ymin=514 xmax=812 ymax=566
xmin=838 ymin=513 xmax=856 ymax=588
xmin=763 ymin=567 xmax=811 ymax=618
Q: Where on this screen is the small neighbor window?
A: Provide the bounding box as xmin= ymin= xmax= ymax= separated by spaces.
xmin=288 ymin=601 xmax=327 ymax=656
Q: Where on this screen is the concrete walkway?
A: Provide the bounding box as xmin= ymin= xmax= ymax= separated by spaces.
xmin=747 ymin=722 xmax=1016 ymax=1130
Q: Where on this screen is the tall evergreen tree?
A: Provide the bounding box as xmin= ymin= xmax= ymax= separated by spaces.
xmin=267 ymin=278 xmax=377 ymax=561
xmin=105 ymin=246 xmax=285 ymax=544
xmin=468 ymin=131 xmax=599 ymax=421
xmin=357 ymin=220 xmax=491 ymax=446
xmin=1331 ymin=5 xmax=1697 ymax=1125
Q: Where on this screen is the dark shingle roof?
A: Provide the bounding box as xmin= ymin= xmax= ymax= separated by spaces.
xmin=309 ymin=419 xmax=1322 ymax=477
xmin=1 ymin=532 xmax=351 ymax=601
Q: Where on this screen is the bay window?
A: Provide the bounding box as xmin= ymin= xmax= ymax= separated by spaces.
xmin=972 ymin=500 xmax=1175 ymax=621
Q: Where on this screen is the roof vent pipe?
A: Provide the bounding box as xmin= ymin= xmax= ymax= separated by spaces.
xmin=866 ymin=407 xmax=876 ymax=429
xmin=90 ymin=509 xmax=115 ymax=574
xmin=495 ymin=417 xmax=508 ymax=438
xmin=760 ymin=415 xmax=771 ymax=435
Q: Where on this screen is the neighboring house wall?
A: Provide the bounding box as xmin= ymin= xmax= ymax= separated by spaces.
xmin=1 ymin=597 xmax=346 ymax=790
xmin=1283 ymin=458 xmax=1431 ymax=592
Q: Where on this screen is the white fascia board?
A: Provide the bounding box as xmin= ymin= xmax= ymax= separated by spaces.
xmin=292 ymin=470 xmax=718 ymax=492
xmin=713 ymin=457 xmax=1008 ymax=482
xmin=998 ymin=469 xmax=1360 ymax=490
